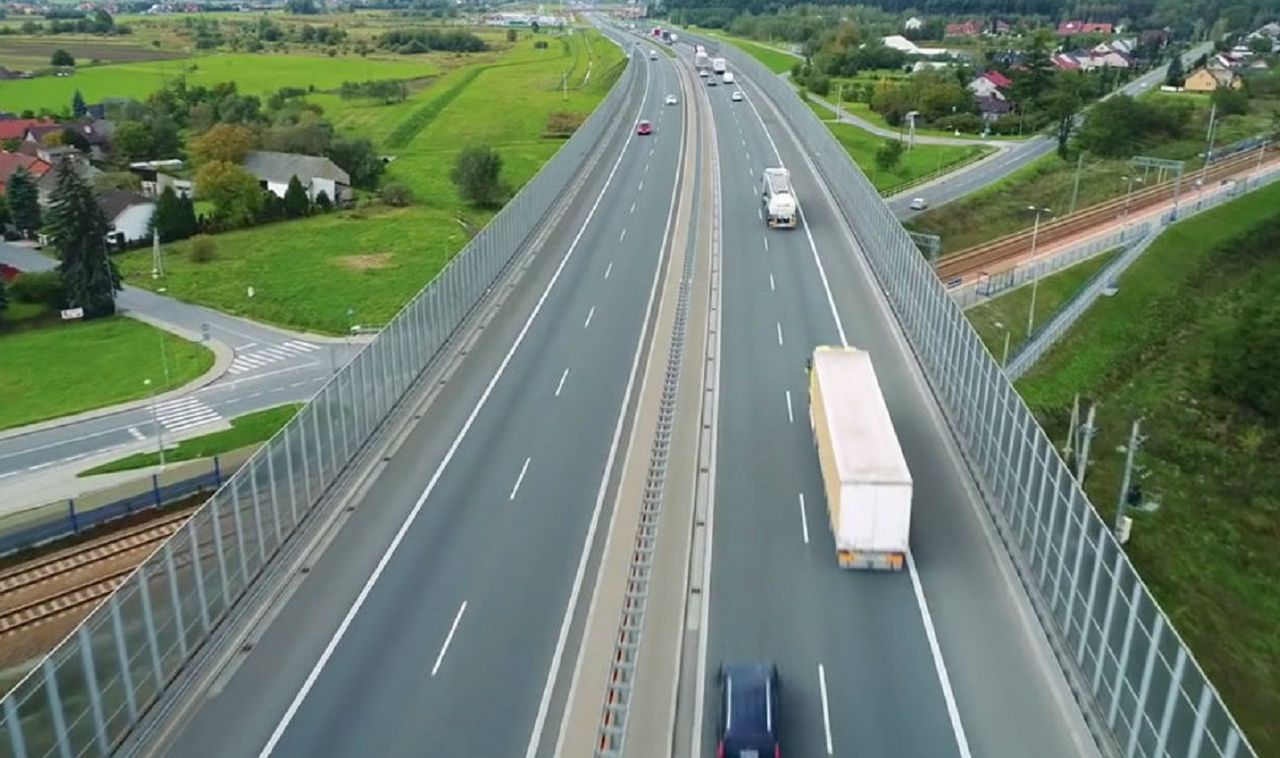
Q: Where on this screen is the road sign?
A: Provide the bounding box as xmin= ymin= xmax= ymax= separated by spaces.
xmin=60 ymin=307 xmax=84 ymax=320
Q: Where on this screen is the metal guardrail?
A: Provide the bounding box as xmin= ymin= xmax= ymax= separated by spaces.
xmin=1006 ymin=165 xmax=1280 ymax=380
xmin=0 ymin=50 xmax=639 ymax=758
xmin=701 ymin=32 xmax=1258 ymax=758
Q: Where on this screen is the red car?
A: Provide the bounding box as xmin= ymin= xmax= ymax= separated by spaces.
xmin=637 ymin=120 xmax=653 ymax=135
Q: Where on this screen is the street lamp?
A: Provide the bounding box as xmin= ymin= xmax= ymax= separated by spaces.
xmin=144 ymin=378 xmax=165 ymax=468
xmin=1025 ymin=205 xmax=1052 ymax=337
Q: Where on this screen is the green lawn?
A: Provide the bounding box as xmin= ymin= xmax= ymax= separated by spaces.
xmin=965 ymin=248 xmax=1120 ymax=360
xmin=81 ymin=404 xmax=301 ymax=476
xmin=693 ymin=28 xmax=799 ymax=74
xmin=824 ymin=119 xmax=990 ymax=194
xmin=1016 ymin=182 xmax=1280 ymax=753
xmin=0 ymin=51 xmax=439 ymax=112
xmin=118 ymin=205 xmax=463 ymax=334
xmin=0 ymin=311 xmax=214 ymax=431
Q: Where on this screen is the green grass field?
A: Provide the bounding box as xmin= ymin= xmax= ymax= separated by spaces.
xmin=81 ymin=404 xmax=301 ymax=476
xmin=823 ymin=119 xmax=990 ymax=194
xmin=0 ymin=51 xmax=438 ymax=112
xmin=964 ymin=249 xmax=1119 ymax=360
xmin=1016 ymin=182 xmax=1280 ymax=755
xmin=0 ymin=312 xmax=214 ymax=431
xmin=117 ymin=205 xmax=463 ymax=333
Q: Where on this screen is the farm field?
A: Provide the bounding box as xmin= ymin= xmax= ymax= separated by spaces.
xmin=0 ymin=51 xmax=438 ymax=112
xmin=1016 ymin=183 xmax=1280 ymax=755
xmin=0 ymin=310 xmax=214 ymax=431
xmin=0 ymin=37 xmax=188 ymax=68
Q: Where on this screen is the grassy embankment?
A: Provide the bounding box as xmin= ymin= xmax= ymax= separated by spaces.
xmin=116 ymin=29 xmax=625 ymax=334
xmin=1015 ymin=182 xmax=1280 ymax=754
xmin=81 ymin=404 xmax=301 ymax=475
xmin=0 ymin=305 xmax=213 ymax=431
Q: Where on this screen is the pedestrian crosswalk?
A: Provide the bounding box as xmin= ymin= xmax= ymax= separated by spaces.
xmin=152 ymin=397 xmax=223 ymax=434
xmin=228 ymin=340 xmax=321 ymax=375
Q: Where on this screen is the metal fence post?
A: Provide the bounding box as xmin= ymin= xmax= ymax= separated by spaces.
xmin=163 ymin=544 xmax=188 ymax=659
xmin=1108 ymin=582 xmax=1145 ymax=728
xmin=1126 ymin=615 xmax=1165 ymax=756
xmin=1154 ymin=647 xmax=1188 ymax=757
xmin=77 ymin=626 xmax=109 ymax=756
xmin=109 ymin=597 xmax=137 ymax=722
xmin=209 ymin=498 xmax=232 ymax=610
xmin=4 ymin=695 xmax=27 ymax=758
xmin=135 ymin=573 xmax=165 ymax=691
xmin=41 ymin=659 xmax=71 ymax=758
xmin=188 ymin=520 xmax=210 ymax=633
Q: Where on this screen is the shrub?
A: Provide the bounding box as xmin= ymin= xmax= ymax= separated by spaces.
xmin=935 ymin=112 xmax=985 ymax=134
xmin=545 ymin=112 xmax=585 ymax=138
xmin=189 ymin=236 xmax=217 ymax=263
xmin=10 ymin=270 xmax=64 ymax=308
xmin=381 ymin=181 xmax=414 ymax=207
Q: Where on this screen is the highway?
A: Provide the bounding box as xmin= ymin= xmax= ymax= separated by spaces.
xmin=693 ymin=42 xmax=1097 ymax=757
xmin=144 ymin=40 xmax=698 ymax=758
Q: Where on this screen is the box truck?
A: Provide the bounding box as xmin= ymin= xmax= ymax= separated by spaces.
xmin=760 ymin=167 xmax=797 ymax=228
xmin=808 ymin=346 xmax=912 ymax=571
xmin=712 ymin=57 xmax=727 ymax=74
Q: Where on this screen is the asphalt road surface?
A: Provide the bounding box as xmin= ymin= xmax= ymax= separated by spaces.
xmin=149 ymin=44 xmax=695 ymax=758
xmin=696 ymin=49 xmax=1097 ymax=758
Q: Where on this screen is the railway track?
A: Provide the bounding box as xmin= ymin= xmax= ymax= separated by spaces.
xmin=933 ymin=146 xmax=1277 ymax=281
xmin=0 ymin=510 xmax=192 ymax=637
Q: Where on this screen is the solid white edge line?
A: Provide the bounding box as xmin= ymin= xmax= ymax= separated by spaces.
xmin=430 ymin=601 xmax=468 ymax=677
xmin=818 ymin=663 xmax=834 ymax=755
xmin=510 ymin=457 xmax=532 ymax=501
xmin=529 ymin=52 xmax=679 ymax=758
xmin=798 ymin=493 xmax=810 ymax=544
xmin=258 ymin=55 xmax=654 ymax=758
xmin=742 ymin=72 xmax=973 ymax=757
xmin=907 ymin=551 xmax=973 ymax=757
xmin=584 ymin=306 xmax=596 ymax=329
xmin=784 ymin=389 xmax=793 ymax=424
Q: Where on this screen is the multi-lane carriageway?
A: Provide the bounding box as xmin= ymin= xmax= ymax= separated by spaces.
xmin=132 ymin=26 xmax=1098 ymax=758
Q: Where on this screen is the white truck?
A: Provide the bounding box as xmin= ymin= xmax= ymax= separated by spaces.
xmin=712 ymin=57 xmax=727 ymax=74
xmin=760 ymin=167 xmax=797 ymax=228
xmin=808 ymin=346 xmax=912 ymax=571
xmin=694 ymin=45 xmax=710 ymax=70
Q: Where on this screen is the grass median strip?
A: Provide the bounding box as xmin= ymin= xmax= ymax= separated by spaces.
xmin=0 ymin=313 xmax=214 ymax=432
xmin=80 ymin=404 xmax=302 ymax=477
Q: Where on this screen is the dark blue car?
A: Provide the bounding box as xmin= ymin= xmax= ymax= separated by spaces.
xmin=717 ymin=661 xmax=780 ymax=758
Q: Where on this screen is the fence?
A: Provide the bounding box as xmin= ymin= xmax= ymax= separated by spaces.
xmin=0 ymin=52 xmax=638 ymax=758
xmin=701 ymin=32 xmax=1256 ymax=758
xmin=0 ymin=448 xmax=256 ymax=559
xmin=1003 ymin=163 xmax=1280 ymax=379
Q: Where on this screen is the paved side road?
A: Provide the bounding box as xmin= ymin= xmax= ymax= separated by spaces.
xmin=0 ymin=241 xmax=351 ymax=504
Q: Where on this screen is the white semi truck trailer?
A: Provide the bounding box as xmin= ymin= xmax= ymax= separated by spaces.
xmin=808 ymin=346 xmax=913 ymax=571
xmin=761 ymin=167 xmax=797 ymax=228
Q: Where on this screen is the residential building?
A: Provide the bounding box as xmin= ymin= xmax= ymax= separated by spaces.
xmin=1051 ymin=53 xmax=1083 ymax=71
xmin=98 ymin=190 xmax=156 ymax=245
xmin=1183 ymin=67 xmax=1243 ymax=92
xmin=0 ymin=118 xmax=53 ymax=143
xmin=881 ymin=35 xmax=947 ymax=57
xmin=0 ymin=151 xmax=51 ymax=194
xmin=945 ymin=20 xmax=983 ymax=38
xmin=22 ymin=123 xmax=65 ymax=145
xmin=242 ymin=150 xmax=350 ymax=204
xmin=976 ymin=94 xmax=1014 ymax=121
xmin=34 ymin=154 xmax=102 ymax=206
xmin=129 ymin=159 xmax=192 ymax=198
xmin=967 ymin=70 xmax=1012 ymax=98
xmin=1057 ymin=21 xmax=1114 ymax=36
xmin=904 ymin=16 xmax=923 ymax=31
xmin=992 ymin=20 xmax=1012 ymax=35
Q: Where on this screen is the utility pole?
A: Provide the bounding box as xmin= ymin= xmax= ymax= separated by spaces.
xmin=1199 ymin=102 xmax=1217 ymax=187
xmin=1064 ymin=394 xmax=1081 ymax=461
xmin=1113 ymin=418 xmax=1145 ymax=543
xmin=1001 ymin=329 xmax=1012 ymax=367
xmin=145 ymin=378 xmax=166 ymax=469
xmin=151 ymin=227 xmax=164 ymax=279
xmin=1076 ymin=402 xmax=1097 ymax=483
xmin=1025 ymin=205 xmax=1051 ymax=337
xmin=1068 ymin=151 xmax=1085 ymax=214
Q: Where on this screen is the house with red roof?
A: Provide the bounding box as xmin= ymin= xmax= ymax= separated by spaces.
xmin=0 ymin=151 xmax=52 ymax=195
xmin=1057 ymin=21 xmax=1114 ymax=36
xmin=968 ymin=70 xmax=1013 ymax=98
xmin=945 ymin=20 xmax=983 ymax=37
xmin=0 ymin=118 xmax=54 ymax=143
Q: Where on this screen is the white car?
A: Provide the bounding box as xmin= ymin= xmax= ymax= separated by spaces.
xmin=909 ymin=197 xmax=928 ymax=210
xmin=665 ymin=94 xmax=678 ymax=105
xmin=699 ymin=69 xmax=709 ymax=77
xmin=649 ymin=50 xmax=658 ymax=60
xmin=723 ymin=72 xmax=735 ymax=84
xmin=731 ymin=91 xmax=743 ymax=102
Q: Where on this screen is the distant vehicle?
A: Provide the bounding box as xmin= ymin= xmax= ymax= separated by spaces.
xmin=636 ymin=120 xmax=652 ymax=135
xmin=761 ymin=167 xmax=797 ymax=228
xmin=649 ymin=49 xmax=658 ymax=60
xmin=717 ymin=661 xmax=781 ymax=758
xmin=723 ymin=72 xmax=735 ymax=84
xmin=808 ymin=345 xmax=912 ymax=571
xmin=707 ymin=76 xmax=718 ymax=86
xmin=694 ymin=44 xmax=710 ymax=70
xmin=699 ymin=69 xmax=709 ymax=78
xmin=712 ymin=57 xmax=727 ymax=74
xmin=909 ymin=197 xmax=928 ymax=210
xmin=665 ymin=94 xmax=678 ymax=105
xmin=731 ymin=90 xmax=743 ymax=102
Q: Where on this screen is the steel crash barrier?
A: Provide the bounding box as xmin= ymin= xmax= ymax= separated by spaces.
xmin=696 ymin=33 xmax=1256 ymax=758
xmin=0 ymin=50 xmax=639 ymax=758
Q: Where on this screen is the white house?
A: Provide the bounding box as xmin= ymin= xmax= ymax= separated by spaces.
xmin=881 ymin=34 xmax=948 ymax=57
xmin=242 ymin=150 xmax=351 ymax=205
xmin=904 ymin=16 xmax=923 ymax=31
xmin=98 ymin=190 xmax=155 ymax=245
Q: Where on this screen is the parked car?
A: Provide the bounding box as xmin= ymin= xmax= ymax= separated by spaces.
xmin=909 ymin=197 xmax=928 ymax=210
xmin=637 ymin=120 xmax=653 ymax=135
xmin=717 ymin=661 xmax=781 ymax=758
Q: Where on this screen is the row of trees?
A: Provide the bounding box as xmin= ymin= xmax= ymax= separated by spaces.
xmin=339 ymin=79 xmax=411 ymax=104
xmin=377 ymin=29 xmax=488 ymax=54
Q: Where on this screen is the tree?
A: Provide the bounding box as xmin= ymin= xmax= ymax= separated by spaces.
xmin=283 ymin=175 xmax=311 ymax=218
xmin=61 ymin=127 xmax=90 ymax=152
xmin=450 ymin=145 xmax=506 ymax=207
xmin=51 ymin=49 xmax=75 ymax=66
xmin=1046 ymin=74 xmax=1083 ymax=158
xmin=875 ymin=139 xmax=904 ymax=173
xmin=190 ymin=123 xmax=257 ymax=165
xmin=314 ymin=189 xmax=333 ymax=212
xmin=506 ymin=28 xmax=517 ymax=42
xmin=151 ymin=186 xmax=197 ymax=242
xmin=285 ymin=0 xmax=319 ymax=13
xmin=1165 ymin=52 xmax=1185 ymax=87
xmin=327 ymin=136 xmax=383 ymax=189
xmin=7 ymin=168 xmax=41 ymax=237
xmin=112 ymin=121 xmax=152 ymax=161
xmin=72 ymin=89 xmax=88 ymax=118
xmin=1249 ymin=36 xmax=1275 ymax=54
xmin=381 ymin=181 xmax=413 ymax=206
xmin=195 ymin=161 xmax=262 ymax=226
xmin=1211 ymin=86 xmax=1248 ymax=116
xmin=48 ymin=159 xmax=118 ymax=319
xmin=0 ymin=275 xmax=8 ymax=318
